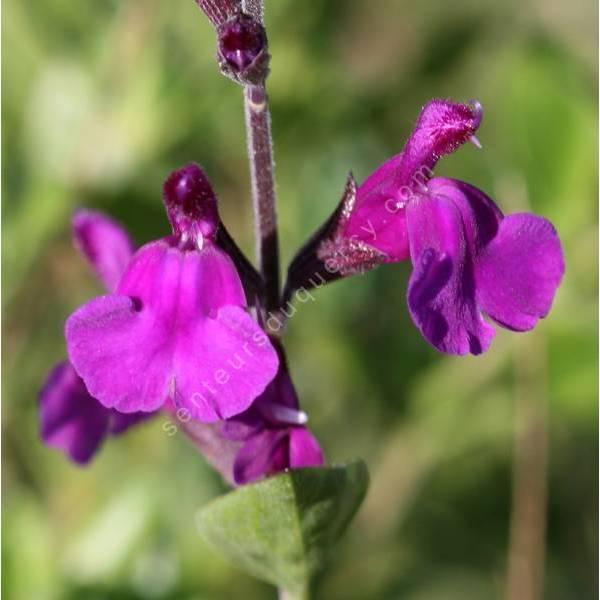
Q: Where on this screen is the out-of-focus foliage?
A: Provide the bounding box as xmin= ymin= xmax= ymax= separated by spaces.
xmin=2 ymin=0 xmax=597 ymax=598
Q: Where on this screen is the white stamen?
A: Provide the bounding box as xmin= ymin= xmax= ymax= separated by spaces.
xmin=269 ymin=404 xmax=308 ymax=425
xmin=469 ymin=135 xmax=482 ymax=149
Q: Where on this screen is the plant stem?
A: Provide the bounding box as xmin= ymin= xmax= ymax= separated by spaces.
xmin=278 ymin=586 xmax=309 ymax=600
xmin=505 ymin=332 xmax=548 ymax=600
xmin=241 ymin=0 xmax=280 ymax=313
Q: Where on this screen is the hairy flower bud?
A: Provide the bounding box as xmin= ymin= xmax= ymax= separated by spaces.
xmin=217 ymin=13 xmax=269 ymax=84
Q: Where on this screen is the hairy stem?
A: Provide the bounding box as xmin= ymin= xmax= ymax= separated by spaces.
xmin=241 ymin=0 xmax=280 ymax=313
xmin=244 ymin=84 xmax=280 ymax=311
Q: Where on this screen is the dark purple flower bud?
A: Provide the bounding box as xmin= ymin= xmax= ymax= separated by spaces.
xmin=219 ymin=13 xmax=265 ymax=70
xmin=217 ymin=13 xmax=269 ymax=84
xmin=163 ymin=163 xmax=220 ymax=242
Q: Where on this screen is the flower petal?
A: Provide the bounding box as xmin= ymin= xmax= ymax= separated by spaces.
xmin=475 ymin=213 xmax=565 ymax=331
xmin=109 ymin=409 xmax=157 ymax=435
xmin=173 ymin=305 xmax=280 ymax=421
xmin=427 ymin=178 xmax=503 ymax=252
xmin=66 ymin=294 xmax=172 ymax=413
xmin=233 ymin=429 xmax=289 ymax=485
xmin=399 ymin=99 xmax=482 ymax=181
xmin=341 ymin=100 xmax=482 ymax=262
xmin=39 ymin=361 xmax=110 ymax=464
xmin=162 ymin=163 xmax=220 ymax=241
xmin=342 ymin=153 xmax=411 ymax=261
xmin=289 ymin=427 xmax=325 ymax=469
xmin=406 ymin=194 xmax=495 ymax=355
xmin=66 ymin=240 xmax=278 ymax=420
xmin=220 ymin=416 xmax=258 ymax=441
xmin=72 ymin=210 xmax=135 ymax=292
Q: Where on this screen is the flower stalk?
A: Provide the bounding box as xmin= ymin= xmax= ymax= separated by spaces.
xmin=240 ymin=0 xmax=280 ymax=314
xmin=244 ymin=81 xmax=280 ymax=313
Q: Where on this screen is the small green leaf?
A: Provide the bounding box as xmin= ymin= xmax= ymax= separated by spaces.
xmin=195 ymin=461 xmax=369 ymax=596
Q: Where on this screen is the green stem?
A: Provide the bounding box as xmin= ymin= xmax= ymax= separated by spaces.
xmin=278 ymin=586 xmax=309 ymax=600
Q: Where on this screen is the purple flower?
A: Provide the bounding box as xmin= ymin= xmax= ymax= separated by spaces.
xmin=222 ymin=346 xmax=324 ymax=485
xmin=329 ymin=99 xmax=565 ymax=355
xmin=40 ymin=210 xmax=154 ymax=464
xmin=66 ymin=164 xmax=279 ymax=422
xmin=40 ymin=361 xmax=153 ymax=464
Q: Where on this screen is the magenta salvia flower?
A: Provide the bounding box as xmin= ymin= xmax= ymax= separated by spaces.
xmin=221 ymin=345 xmax=324 ymax=484
xmin=66 ymin=164 xmax=279 ymax=422
xmin=319 ymin=99 xmax=565 ymax=355
xmin=40 ymin=210 xmax=156 ymax=463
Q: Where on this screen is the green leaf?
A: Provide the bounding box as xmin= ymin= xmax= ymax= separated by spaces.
xmin=195 ymin=461 xmax=369 ymax=597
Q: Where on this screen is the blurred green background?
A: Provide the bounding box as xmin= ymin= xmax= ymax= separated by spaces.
xmin=2 ymin=0 xmax=597 ymax=598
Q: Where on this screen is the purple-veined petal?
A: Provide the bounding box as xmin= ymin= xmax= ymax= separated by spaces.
xmin=289 ymin=427 xmax=325 ymax=469
xmin=66 ymin=239 xmax=278 ymax=421
xmin=39 ymin=361 xmax=110 ymax=464
xmin=233 ymin=429 xmax=289 ymax=485
xmin=475 ymin=213 xmax=565 ymax=331
xmin=72 ymin=210 xmax=135 ymax=292
xmin=406 ymin=194 xmax=495 ymax=355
